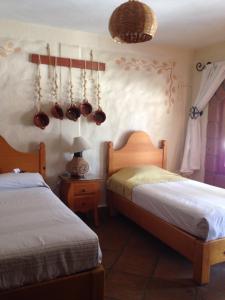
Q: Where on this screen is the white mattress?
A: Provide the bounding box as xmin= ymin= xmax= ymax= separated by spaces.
xmin=132 ymin=179 xmax=225 ymax=241
xmin=0 ymin=186 xmax=102 ymax=290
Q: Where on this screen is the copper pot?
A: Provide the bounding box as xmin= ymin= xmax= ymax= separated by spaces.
xmin=92 ymin=108 xmax=106 ymax=125
xmin=33 ymin=111 xmax=50 ymax=129
xmin=51 ymin=102 xmax=64 ymax=120
xmin=66 ymin=104 xmax=81 ymax=121
xmin=80 ymin=100 xmax=93 ymax=117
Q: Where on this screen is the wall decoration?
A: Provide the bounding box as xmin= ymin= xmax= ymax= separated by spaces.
xmin=115 ymin=57 xmax=177 ymax=113
xmin=80 ymin=60 xmax=93 ymax=116
xmin=30 ymin=50 xmax=106 ymax=126
xmin=65 ymin=59 xmax=81 ymax=121
xmin=0 ymin=41 xmax=21 ymax=58
xmin=30 ymin=53 xmax=105 ymax=71
xmin=48 ymin=44 xmax=64 ymax=120
xmin=91 ymin=63 xmax=106 ymax=125
xmin=33 ymin=56 xmax=50 ymax=129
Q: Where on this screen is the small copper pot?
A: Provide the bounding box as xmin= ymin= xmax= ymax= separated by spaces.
xmin=51 ymin=102 xmax=64 ymax=120
xmin=66 ymin=104 xmax=81 ymax=121
xmin=80 ymin=100 xmax=93 ymax=116
xmin=33 ymin=111 xmax=50 ymax=129
xmin=92 ymin=108 xmax=106 ymax=125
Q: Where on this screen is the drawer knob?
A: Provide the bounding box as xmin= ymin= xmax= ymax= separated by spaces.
xmin=81 ymin=202 xmax=86 ymax=206
xmin=81 ymin=188 xmax=86 ymax=193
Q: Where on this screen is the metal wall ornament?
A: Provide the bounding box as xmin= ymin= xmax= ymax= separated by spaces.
xmin=189 ymin=106 xmax=203 ymax=119
xmin=109 ymin=0 xmax=157 ymax=44
xmin=196 ymin=62 xmax=212 ymax=72
xmin=33 ymin=55 xmax=50 ymax=130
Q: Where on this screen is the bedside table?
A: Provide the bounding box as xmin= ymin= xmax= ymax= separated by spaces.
xmin=59 ymin=174 xmax=102 ymax=226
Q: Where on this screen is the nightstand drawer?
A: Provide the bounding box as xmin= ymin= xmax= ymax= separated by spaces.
xmin=73 ymin=182 xmax=100 ymax=195
xmin=72 ymin=195 xmax=96 ymax=212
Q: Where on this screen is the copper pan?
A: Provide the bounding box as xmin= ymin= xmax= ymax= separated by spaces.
xmin=51 ymin=102 xmax=64 ymax=120
xmin=66 ymin=104 xmax=81 ymax=121
xmin=92 ymin=108 xmax=106 ymax=125
xmin=33 ymin=111 xmax=50 ymax=129
xmin=80 ymin=100 xmax=93 ymax=116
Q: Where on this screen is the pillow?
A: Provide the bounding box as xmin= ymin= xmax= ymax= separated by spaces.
xmin=107 ymin=165 xmax=185 ymax=200
xmin=0 ymin=173 xmax=49 ymax=190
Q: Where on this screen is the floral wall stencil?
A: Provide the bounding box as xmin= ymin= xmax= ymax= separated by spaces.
xmin=115 ymin=57 xmax=177 ymax=113
xmin=0 ymin=41 xmax=21 ymax=58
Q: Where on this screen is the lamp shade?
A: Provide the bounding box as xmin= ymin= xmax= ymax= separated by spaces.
xmin=109 ymin=0 xmax=157 ymax=44
xmin=73 ymin=136 xmax=90 ymax=153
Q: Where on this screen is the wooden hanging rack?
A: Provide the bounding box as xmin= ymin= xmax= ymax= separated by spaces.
xmin=30 ymin=54 xmax=105 ymax=71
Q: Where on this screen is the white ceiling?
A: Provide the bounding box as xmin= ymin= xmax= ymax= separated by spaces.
xmin=0 ymin=0 xmax=225 ymax=49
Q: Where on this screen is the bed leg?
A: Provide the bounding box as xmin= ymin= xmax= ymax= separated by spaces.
xmin=106 ymin=190 xmax=118 ymax=217
xmin=193 ymin=241 xmax=210 ymax=285
xmin=91 ymin=265 xmax=105 ymax=300
xmin=108 ymin=200 xmax=118 ymax=217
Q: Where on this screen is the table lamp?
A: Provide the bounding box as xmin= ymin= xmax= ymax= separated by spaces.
xmin=68 ymin=136 xmax=91 ymax=178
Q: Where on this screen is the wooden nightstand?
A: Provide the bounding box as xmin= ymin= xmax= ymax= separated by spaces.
xmin=59 ymin=174 xmax=102 ymax=226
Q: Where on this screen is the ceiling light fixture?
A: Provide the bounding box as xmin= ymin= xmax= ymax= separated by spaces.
xmin=108 ymin=0 xmax=157 ymax=44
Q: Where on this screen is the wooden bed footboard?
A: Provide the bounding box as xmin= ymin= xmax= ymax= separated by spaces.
xmin=107 ymin=190 xmax=225 ymax=285
xmin=0 ymin=265 xmax=104 ymax=300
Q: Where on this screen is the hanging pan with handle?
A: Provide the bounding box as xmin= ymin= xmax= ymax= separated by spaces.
xmin=48 ymin=45 xmax=64 ymax=120
xmin=92 ymin=62 xmax=106 ymax=125
xmin=33 ymin=55 xmax=50 ymax=129
xmin=80 ymin=59 xmax=93 ymax=116
xmin=66 ymin=59 xmax=81 ymax=121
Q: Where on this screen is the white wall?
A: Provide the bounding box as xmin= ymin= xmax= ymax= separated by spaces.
xmin=0 ymin=20 xmax=194 ymax=201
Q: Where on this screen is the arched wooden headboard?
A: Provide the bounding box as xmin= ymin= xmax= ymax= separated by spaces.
xmin=0 ymin=136 xmax=46 ymax=177
xmin=107 ymin=131 xmax=167 ymax=177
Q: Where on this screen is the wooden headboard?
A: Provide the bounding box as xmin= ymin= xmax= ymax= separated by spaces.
xmin=107 ymin=131 xmax=167 ymax=177
xmin=0 ymin=136 xmax=46 ymax=177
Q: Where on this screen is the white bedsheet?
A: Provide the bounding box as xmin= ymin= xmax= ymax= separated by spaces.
xmin=132 ymin=179 xmax=225 ymax=241
xmin=0 ymin=186 xmax=102 ymax=290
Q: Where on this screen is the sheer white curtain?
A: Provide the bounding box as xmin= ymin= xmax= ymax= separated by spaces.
xmin=180 ymin=62 xmax=225 ymax=174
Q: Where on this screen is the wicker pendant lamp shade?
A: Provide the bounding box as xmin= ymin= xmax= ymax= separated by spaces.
xmin=109 ymin=0 xmax=157 ymax=43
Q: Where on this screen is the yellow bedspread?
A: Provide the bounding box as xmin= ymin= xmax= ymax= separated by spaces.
xmin=107 ymin=165 xmax=184 ymax=200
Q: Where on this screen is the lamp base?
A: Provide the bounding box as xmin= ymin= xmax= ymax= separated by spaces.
xmin=67 ymin=156 xmax=89 ymax=178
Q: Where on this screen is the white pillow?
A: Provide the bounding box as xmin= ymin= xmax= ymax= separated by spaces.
xmin=0 ymin=173 xmax=49 ymax=190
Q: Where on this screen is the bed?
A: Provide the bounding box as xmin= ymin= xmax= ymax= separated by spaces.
xmin=106 ymin=131 xmax=225 ymax=285
xmin=0 ymin=136 xmax=104 ymax=300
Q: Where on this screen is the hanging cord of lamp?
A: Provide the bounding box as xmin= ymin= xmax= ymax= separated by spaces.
xmin=108 ymin=0 xmax=157 ymax=43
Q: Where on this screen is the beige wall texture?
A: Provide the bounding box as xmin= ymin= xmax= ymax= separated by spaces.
xmin=0 ymin=21 xmax=193 ymax=200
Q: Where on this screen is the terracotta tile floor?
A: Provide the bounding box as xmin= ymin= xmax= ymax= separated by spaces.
xmin=91 ymin=213 xmax=225 ymax=300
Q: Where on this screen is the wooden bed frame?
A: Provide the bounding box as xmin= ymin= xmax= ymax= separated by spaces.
xmin=107 ymin=131 xmax=225 ymax=285
xmin=0 ymin=136 xmax=104 ymax=300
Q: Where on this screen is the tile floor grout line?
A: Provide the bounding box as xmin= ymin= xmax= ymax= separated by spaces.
xmin=99 ymin=216 xmax=225 ymax=299
xmin=194 ymin=285 xmax=201 ymax=300
xmin=104 ymin=226 xmax=134 ymax=278
xmin=141 ymin=251 xmax=161 ymax=300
